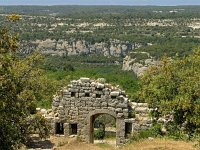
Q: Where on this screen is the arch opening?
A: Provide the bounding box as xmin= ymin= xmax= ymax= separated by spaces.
xmin=89 ymin=113 xmax=116 ymax=145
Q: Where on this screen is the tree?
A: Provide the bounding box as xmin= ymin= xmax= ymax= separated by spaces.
xmin=0 ymin=15 xmax=50 ymax=150
xmin=137 ymin=48 xmax=200 ymax=137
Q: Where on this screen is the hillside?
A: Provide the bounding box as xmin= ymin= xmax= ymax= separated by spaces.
xmin=1 ymin=6 xmax=200 ymax=150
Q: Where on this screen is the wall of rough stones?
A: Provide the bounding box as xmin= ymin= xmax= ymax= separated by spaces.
xmin=51 ymin=77 xmax=132 ymax=145
xmin=38 ymin=77 xmax=153 ymax=146
xmin=126 ymin=102 xmax=152 ymax=133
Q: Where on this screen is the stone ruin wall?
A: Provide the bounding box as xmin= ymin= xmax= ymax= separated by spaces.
xmin=38 ymin=77 xmax=153 ymax=145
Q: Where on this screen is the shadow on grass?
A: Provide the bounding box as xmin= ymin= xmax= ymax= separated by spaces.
xmin=26 ymin=137 xmax=54 ymax=149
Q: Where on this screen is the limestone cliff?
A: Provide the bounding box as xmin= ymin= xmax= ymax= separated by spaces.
xmin=122 ymin=52 xmax=160 ymax=77
xmin=19 ymin=39 xmax=141 ymax=57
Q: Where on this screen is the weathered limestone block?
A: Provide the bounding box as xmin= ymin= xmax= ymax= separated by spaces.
xmin=80 ymin=77 xmax=90 ymax=83
xmin=53 ymin=95 xmax=60 ymax=102
xmin=131 ymin=102 xmax=138 ymax=107
xmin=64 ymin=94 xmax=71 ymax=98
xmin=53 ymin=101 xmax=59 ymax=107
xmin=116 ymin=108 xmax=123 ymax=112
xmin=108 ymin=102 xmax=117 ymax=107
xmin=123 ymin=109 xmax=129 ymax=113
xmin=78 ymin=93 xmax=85 ymax=97
xmin=123 ymin=112 xmax=129 ymax=118
xmin=69 ymin=88 xmax=79 ymax=92
xmin=110 ymin=91 xmax=120 ymax=97
xmin=117 ymin=113 xmax=124 ymax=118
xmin=41 ymin=109 xmax=47 ymax=114
xmin=135 ymin=107 xmax=149 ymax=113
xmin=137 ymin=103 xmax=148 ymax=107
xmin=36 ymin=107 xmax=41 ymax=111
xmin=93 ymin=102 xmax=101 ymax=107
xmin=117 ymin=103 xmax=127 ymax=108
xmin=94 ymin=91 xmax=103 ymax=95
xmin=90 ymin=82 xmax=96 ymax=87
xmin=108 ymin=107 xmax=116 ymax=112
xmin=103 ymin=89 xmax=110 ymax=95
xmin=63 ymin=88 xmax=69 ymax=94
xmin=101 ymin=102 xmax=108 ymax=107
xmin=58 ymin=112 xmax=65 ymax=118
xmin=117 ymin=95 xmax=125 ymax=101
xmin=97 ymin=78 xmax=106 ymax=83
xmin=71 ymin=80 xmax=78 ymax=85
xmin=97 ymin=83 xmax=105 ymax=89
xmin=124 ymin=118 xmax=136 ymax=123
xmin=67 ymin=84 xmax=73 ymax=88
xmin=60 ymin=99 xmax=66 ymax=106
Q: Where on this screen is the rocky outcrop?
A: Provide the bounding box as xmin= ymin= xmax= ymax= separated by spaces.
xmin=122 ymin=52 xmax=161 ymax=77
xmin=19 ymin=39 xmax=141 ymax=57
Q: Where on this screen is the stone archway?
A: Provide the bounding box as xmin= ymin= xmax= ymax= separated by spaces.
xmin=86 ymin=110 xmax=118 ymax=144
xmin=51 ymin=77 xmax=133 ymax=146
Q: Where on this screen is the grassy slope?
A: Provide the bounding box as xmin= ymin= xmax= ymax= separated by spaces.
xmin=45 ymin=63 xmax=139 ymax=98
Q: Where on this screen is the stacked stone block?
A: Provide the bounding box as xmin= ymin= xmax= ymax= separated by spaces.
xmin=125 ymin=102 xmax=152 ymax=133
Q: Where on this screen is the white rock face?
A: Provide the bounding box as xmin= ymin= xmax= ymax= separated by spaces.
xmin=37 ymin=39 xmax=56 ymax=49
xmin=122 ymin=52 xmax=161 ymax=77
xmin=20 ymin=39 xmax=141 ymax=57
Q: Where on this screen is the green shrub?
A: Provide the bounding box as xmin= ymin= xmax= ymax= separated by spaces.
xmin=131 ymin=124 xmax=162 ymax=141
xmin=94 ymin=128 xmax=105 ymax=140
xmin=166 ymin=123 xmax=188 ymax=140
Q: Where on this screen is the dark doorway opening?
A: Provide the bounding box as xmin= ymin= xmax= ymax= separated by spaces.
xmin=70 ymin=124 xmax=77 ymax=135
xmin=71 ymin=92 xmax=76 ymax=97
xmin=85 ymin=93 xmax=90 ymax=97
xmin=125 ymin=122 xmax=132 ymax=138
xmin=55 ymin=123 xmax=64 ymax=135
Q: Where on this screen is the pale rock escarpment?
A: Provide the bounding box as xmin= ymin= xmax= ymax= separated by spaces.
xmin=122 ymin=52 xmax=161 ymax=77
xmin=19 ymin=39 xmax=141 ymax=57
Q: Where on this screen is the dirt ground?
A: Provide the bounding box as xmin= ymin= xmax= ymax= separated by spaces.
xmin=22 ymin=136 xmax=199 ymax=150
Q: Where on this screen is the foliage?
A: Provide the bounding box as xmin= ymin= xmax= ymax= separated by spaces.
xmin=27 ymin=113 xmax=51 ymax=139
xmin=137 ymin=48 xmax=200 ymax=138
xmin=40 ymin=54 xmax=139 ymax=103
xmin=0 ymin=15 xmax=51 ymax=150
xmin=129 ymin=52 xmax=149 ymax=60
xmin=165 ymin=122 xmax=188 ymax=140
xmin=94 ymin=128 xmax=106 ymax=140
xmin=94 ymin=114 xmax=116 ymax=128
xmin=133 ymin=40 xmax=197 ymax=59
xmin=130 ymin=124 xmax=162 ymax=141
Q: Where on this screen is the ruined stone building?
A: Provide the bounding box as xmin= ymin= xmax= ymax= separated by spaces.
xmin=48 ymin=78 xmax=151 ymax=146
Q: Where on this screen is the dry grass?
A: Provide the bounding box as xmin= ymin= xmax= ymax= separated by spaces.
xmin=54 ymin=138 xmax=199 ymax=150
xmin=21 ymin=136 xmax=199 ymax=150
xmin=52 ymin=136 xmax=113 ymax=150
xmin=122 ymin=139 xmax=199 ymax=150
